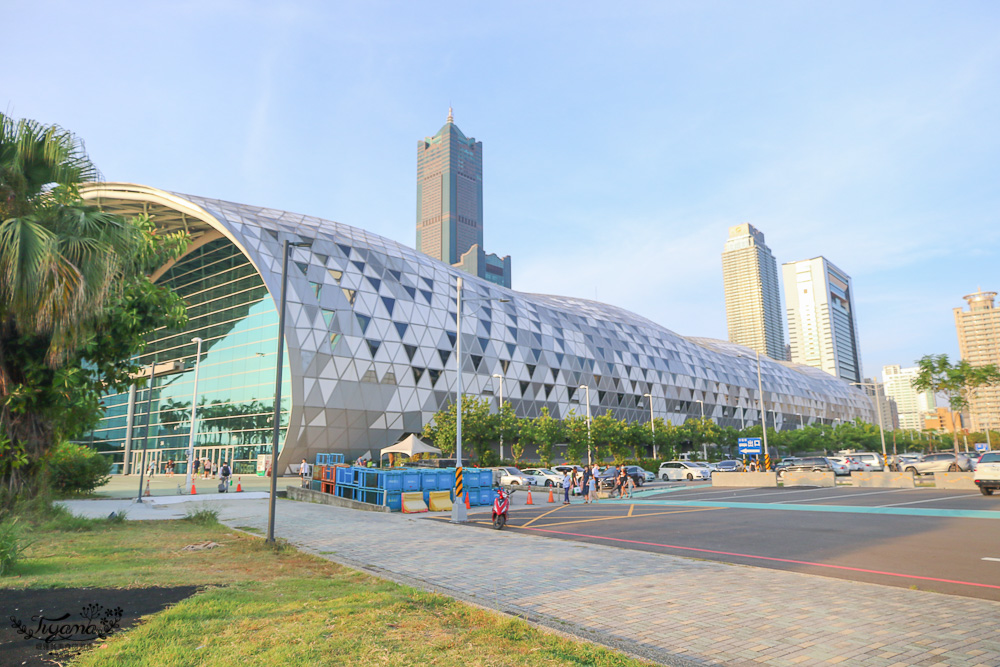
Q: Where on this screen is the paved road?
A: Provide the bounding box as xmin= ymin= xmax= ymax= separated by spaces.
xmin=474 ymin=489 xmax=1000 ymax=600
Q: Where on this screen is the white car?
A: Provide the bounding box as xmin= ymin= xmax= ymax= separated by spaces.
xmin=521 ymin=467 xmax=563 ymax=487
xmin=974 ymin=452 xmax=1000 ymax=495
xmin=496 ymin=466 xmax=536 ymax=486
xmin=826 ymin=458 xmax=851 ymax=476
xmin=659 ymin=461 xmax=712 ymax=481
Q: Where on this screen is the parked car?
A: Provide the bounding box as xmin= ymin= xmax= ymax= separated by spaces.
xmin=635 ymin=466 xmax=656 ymax=482
xmin=774 ymin=457 xmax=801 ymax=472
xmin=973 ymin=452 xmax=1000 ymax=495
xmin=904 ymin=453 xmax=973 ymax=475
xmin=826 ymin=456 xmax=851 ymax=477
xmin=550 ymin=465 xmax=584 ymax=494
xmin=715 ymin=460 xmax=745 ymax=472
xmin=776 ymin=457 xmax=833 ymax=478
xmin=597 ymin=465 xmax=645 ymax=489
xmin=497 ymin=466 xmax=536 ymax=486
xmin=521 ymin=467 xmax=563 ymax=487
xmin=850 ymin=452 xmax=885 ymax=472
xmin=659 ymin=461 xmax=712 ymax=481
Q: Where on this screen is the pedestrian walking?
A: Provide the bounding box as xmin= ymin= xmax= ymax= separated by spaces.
xmin=204 ymin=459 xmax=213 ymax=479
xmin=299 ymin=458 xmax=311 ymax=487
xmin=616 ymin=465 xmax=628 ymax=498
xmin=192 ymin=457 xmax=200 ymax=477
xmin=582 ymin=465 xmax=592 ymax=504
xmin=561 ymin=469 xmax=572 ymax=504
xmin=166 ymin=459 xmax=175 ymax=477
xmin=624 ymin=471 xmax=636 ymax=499
xmin=591 ymin=464 xmax=601 ymax=503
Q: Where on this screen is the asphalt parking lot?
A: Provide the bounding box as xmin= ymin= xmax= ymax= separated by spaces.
xmin=462 ymin=482 xmax=1000 ymax=601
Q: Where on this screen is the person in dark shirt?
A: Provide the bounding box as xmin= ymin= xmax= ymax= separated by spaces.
xmin=582 ymin=465 xmax=592 ymax=504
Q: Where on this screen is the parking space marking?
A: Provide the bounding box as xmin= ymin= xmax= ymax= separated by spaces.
xmin=516 ymin=506 xmax=724 ymax=529
xmin=628 ymin=503 xmax=634 ymax=517
xmin=878 ymin=493 xmax=982 ymax=507
xmin=618 ymin=498 xmax=1000 ymax=518
xmin=520 ymin=504 xmax=567 ymax=528
xmin=685 ymin=487 xmax=845 ymax=501
xmin=981 ymin=558 xmax=1000 ymax=562
xmin=771 ymin=488 xmax=913 ymax=504
xmin=523 ymin=527 xmax=1000 ymax=591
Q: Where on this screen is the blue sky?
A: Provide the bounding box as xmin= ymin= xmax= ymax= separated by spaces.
xmin=5 ymin=1 xmax=999 ymax=382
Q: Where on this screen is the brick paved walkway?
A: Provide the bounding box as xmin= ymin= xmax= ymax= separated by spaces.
xmin=212 ymin=498 xmax=1000 ymax=667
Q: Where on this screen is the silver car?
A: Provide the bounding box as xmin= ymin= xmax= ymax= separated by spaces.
xmin=497 ymin=466 xmax=537 ymax=486
xmin=903 ymin=453 xmax=973 ymax=475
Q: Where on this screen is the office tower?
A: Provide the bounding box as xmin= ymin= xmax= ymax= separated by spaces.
xmin=882 ymin=364 xmax=937 ymax=431
xmin=783 ymin=257 xmax=862 ymax=383
xmin=721 ymin=224 xmax=785 ymax=359
xmin=416 ymin=109 xmax=511 ymax=288
xmin=954 ymin=289 xmax=1000 ymax=432
xmin=862 ymin=377 xmax=899 ymax=431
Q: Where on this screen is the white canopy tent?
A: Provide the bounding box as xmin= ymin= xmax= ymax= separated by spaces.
xmin=379 ymin=435 xmax=441 ymax=465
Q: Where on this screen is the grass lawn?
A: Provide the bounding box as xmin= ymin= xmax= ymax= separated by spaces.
xmin=3 ymin=506 xmax=652 ymax=666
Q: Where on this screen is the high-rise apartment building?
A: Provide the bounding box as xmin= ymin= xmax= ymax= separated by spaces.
xmin=783 ymin=257 xmax=862 ymax=383
xmin=862 ymin=377 xmax=899 ymax=431
xmin=882 ymin=364 xmax=937 ymax=431
xmin=416 ymin=109 xmax=511 ymax=288
xmin=721 ymin=224 xmax=785 ymax=360
xmin=954 ymin=289 xmax=1000 ymax=432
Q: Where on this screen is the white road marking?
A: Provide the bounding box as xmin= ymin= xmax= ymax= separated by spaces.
xmin=771 ymin=488 xmax=913 ymax=504
xmin=981 ymin=557 xmax=1000 ymax=562
xmin=878 ymin=493 xmax=981 ymax=507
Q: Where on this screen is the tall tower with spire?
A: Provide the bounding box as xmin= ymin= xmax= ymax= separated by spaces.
xmin=416 ymin=108 xmax=484 ymax=265
xmin=416 ymin=110 xmax=511 ymax=288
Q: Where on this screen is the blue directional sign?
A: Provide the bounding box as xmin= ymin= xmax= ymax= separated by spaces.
xmin=738 ymin=437 xmax=762 ymax=455
xmin=976 ymin=442 xmax=989 ymax=453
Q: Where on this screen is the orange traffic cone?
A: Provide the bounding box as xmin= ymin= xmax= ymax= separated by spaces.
xmin=547 ymin=487 xmax=555 ymax=503
xmin=526 ymin=489 xmax=534 ymax=505
xmin=191 ymin=483 xmax=197 ymax=495
xmin=144 ymin=480 xmax=151 ymax=497
xmin=464 ymin=491 xmax=471 ymax=510
xmin=236 ymin=477 xmax=242 ymax=492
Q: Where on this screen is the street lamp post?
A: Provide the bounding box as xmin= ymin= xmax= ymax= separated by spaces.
xmin=755 ymin=350 xmax=770 ymax=469
xmin=134 ymin=363 xmax=156 ymax=503
xmin=643 ymin=393 xmax=656 ymax=458
xmin=184 ymin=337 xmax=204 ymax=492
xmin=452 ymin=277 xmax=509 ymax=523
xmin=579 ymin=385 xmax=592 ymax=465
xmin=492 ymin=373 xmax=505 ymax=461
xmin=267 ymin=239 xmax=312 ymax=544
xmin=851 ymin=381 xmax=887 ymax=464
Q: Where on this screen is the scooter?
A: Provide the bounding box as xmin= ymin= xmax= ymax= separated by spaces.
xmin=492 ymin=487 xmax=512 ymax=530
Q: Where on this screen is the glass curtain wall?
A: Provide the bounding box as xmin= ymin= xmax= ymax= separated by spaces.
xmin=84 ymin=237 xmax=290 ymax=475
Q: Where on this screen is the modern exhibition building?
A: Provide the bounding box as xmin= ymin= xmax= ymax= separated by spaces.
xmin=80 ymin=183 xmax=874 ymax=473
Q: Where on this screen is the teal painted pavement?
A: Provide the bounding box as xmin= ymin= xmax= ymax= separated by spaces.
xmin=604 ymin=493 xmax=1000 ymax=519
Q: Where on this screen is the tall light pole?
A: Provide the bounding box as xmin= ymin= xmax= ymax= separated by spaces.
xmin=755 ymin=350 xmax=770 ymax=469
xmin=184 ymin=337 xmax=204 ymax=492
xmin=696 ymin=399 xmax=705 ymax=420
xmin=492 ymin=373 xmax=505 ymax=460
xmin=579 ymin=385 xmax=592 ymax=465
xmin=134 ymin=363 xmax=156 ymax=503
xmin=267 ymin=239 xmax=312 ymax=544
xmin=643 ymin=393 xmax=656 ymax=458
xmin=452 ymin=276 xmax=509 ymax=523
xmin=851 ymin=380 xmax=887 ymax=464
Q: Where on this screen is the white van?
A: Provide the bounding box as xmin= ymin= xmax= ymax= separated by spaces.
xmin=850 ymin=452 xmax=884 ymax=471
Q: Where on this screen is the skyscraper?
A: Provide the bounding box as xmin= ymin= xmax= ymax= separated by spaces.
xmin=416 ymin=109 xmax=511 ymax=288
xmin=954 ymin=289 xmax=1000 ymax=432
xmin=721 ymin=224 xmax=785 ymax=360
xmin=783 ymin=257 xmax=862 ymax=383
xmin=882 ymin=364 xmax=937 ymax=431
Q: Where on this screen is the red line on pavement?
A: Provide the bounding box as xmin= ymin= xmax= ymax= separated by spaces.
xmin=523 ymin=526 xmax=1000 ymax=591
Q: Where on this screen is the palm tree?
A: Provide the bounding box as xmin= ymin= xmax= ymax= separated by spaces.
xmin=0 ymin=113 xmax=144 ymax=493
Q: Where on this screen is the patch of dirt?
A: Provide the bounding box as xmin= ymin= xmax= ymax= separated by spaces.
xmin=1 ymin=586 xmax=197 ymax=666
xmin=181 ymin=541 xmax=221 ymax=551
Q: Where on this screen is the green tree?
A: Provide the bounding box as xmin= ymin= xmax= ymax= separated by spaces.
xmin=652 ymin=419 xmax=684 ymax=461
xmin=591 ymin=411 xmax=627 ymax=462
xmin=0 ymin=114 xmax=188 ymax=498
xmin=912 ymin=354 xmax=1000 ymax=454
xmin=497 ymin=401 xmax=518 ymax=463
xmin=518 ymin=407 xmax=564 ymax=466
xmin=625 ymin=419 xmax=653 ymax=460
xmin=684 ymin=417 xmax=720 ymax=460
xmin=422 ymin=396 xmax=497 ymax=464
xmin=563 ymin=411 xmax=589 ymax=464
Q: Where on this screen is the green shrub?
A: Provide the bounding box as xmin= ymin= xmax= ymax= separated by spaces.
xmin=0 ymin=518 xmax=25 ymax=576
xmin=45 ymin=442 xmax=112 ymax=495
xmin=182 ymin=507 xmax=220 ymax=525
